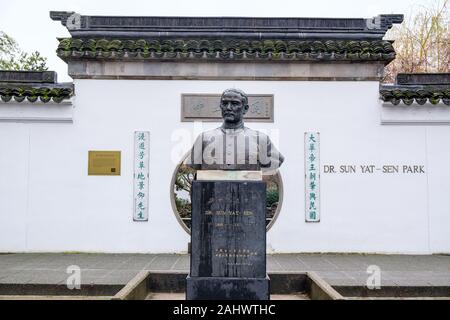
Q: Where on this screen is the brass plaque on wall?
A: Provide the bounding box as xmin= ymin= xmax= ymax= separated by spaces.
xmin=181 ymin=94 xmax=274 ymax=122
xmin=88 ymin=151 xmax=121 ymax=175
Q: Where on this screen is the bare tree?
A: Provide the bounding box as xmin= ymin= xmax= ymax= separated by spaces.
xmin=384 ymin=0 xmax=449 ymax=83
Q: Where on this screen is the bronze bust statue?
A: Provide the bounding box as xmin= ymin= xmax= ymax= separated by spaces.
xmin=184 ymin=88 xmax=284 ymax=172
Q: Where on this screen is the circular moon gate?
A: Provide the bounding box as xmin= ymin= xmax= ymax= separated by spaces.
xmin=170 ymin=160 xmax=284 ymax=235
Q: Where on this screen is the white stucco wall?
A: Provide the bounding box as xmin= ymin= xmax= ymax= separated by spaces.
xmin=1 ymin=79 xmax=449 ymax=254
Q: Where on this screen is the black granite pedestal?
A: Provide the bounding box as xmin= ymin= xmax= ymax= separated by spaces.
xmin=186 ymin=180 xmax=269 ymax=300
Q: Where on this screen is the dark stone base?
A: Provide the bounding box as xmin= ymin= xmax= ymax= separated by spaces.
xmin=186 ymin=275 xmax=270 ymax=300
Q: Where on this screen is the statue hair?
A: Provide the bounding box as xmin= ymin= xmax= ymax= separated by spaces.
xmin=221 ymin=88 xmax=248 ymax=106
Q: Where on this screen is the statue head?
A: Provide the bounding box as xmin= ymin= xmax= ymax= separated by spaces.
xmin=220 ymin=88 xmax=249 ymax=125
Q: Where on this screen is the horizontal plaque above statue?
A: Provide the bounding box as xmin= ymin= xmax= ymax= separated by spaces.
xmin=181 ymin=94 xmax=273 ymax=122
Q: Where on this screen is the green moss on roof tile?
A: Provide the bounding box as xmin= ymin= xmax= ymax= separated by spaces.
xmin=56 ymin=38 xmax=396 ymax=63
xmin=0 ymin=86 xmax=73 ymax=103
xmin=380 ymin=86 xmax=450 ymax=106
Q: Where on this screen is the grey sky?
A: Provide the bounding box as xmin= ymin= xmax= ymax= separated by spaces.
xmin=0 ymin=0 xmax=437 ymax=82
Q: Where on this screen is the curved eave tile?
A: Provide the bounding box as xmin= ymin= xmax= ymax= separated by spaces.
xmin=56 ymin=38 xmax=397 ymax=63
xmin=380 ymin=86 xmax=450 ymax=106
xmin=0 ymin=85 xmax=74 ymax=104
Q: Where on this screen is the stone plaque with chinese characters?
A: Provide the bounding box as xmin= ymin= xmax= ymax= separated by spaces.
xmin=88 ymin=151 xmax=121 ymax=175
xmin=181 ymin=94 xmax=274 ymax=122
xmin=304 ymin=132 xmax=320 ymax=222
xmin=133 ymin=131 xmax=149 ymax=221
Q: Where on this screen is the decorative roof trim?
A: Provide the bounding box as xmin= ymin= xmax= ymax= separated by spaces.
xmin=50 ymin=11 xmax=403 ymax=40
xmin=0 ymin=71 xmax=73 ymax=104
xmin=0 ymin=84 xmax=74 ymax=103
xmin=381 ymin=73 xmax=450 ymax=106
xmin=56 ymin=38 xmax=396 ymax=63
xmin=396 ymin=73 xmax=450 ymax=85
xmin=380 ymin=85 xmax=450 ymax=106
xmin=0 ymin=71 xmax=57 ymax=83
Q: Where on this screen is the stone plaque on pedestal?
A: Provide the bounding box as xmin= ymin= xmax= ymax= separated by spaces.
xmin=186 ymin=180 xmax=269 ymax=300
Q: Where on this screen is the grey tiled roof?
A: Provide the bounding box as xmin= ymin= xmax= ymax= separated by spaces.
xmin=50 ymin=12 xmax=403 ymax=40
xmin=0 ymin=71 xmax=73 ymax=103
xmin=50 ymin=12 xmax=403 ymax=65
xmin=380 ymin=73 xmax=450 ymax=106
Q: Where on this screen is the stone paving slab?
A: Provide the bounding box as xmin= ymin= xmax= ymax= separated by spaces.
xmin=0 ymin=253 xmax=448 ymax=287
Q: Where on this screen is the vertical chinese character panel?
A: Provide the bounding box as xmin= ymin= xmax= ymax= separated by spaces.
xmin=304 ymin=132 xmax=320 ymax=222
xmin=133 ymin=131 xmax=150 ymax=221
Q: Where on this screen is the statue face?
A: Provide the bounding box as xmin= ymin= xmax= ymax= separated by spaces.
xmin=220 ymin=91 xmax=248 ymax=123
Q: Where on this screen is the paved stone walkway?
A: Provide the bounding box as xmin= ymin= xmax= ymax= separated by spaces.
xmin=0 ymin=253 xmax=449 ymax=287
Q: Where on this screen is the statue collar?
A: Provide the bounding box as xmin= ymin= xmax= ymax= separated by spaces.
xmin=220 ymin=123 xmax=245 ymax=134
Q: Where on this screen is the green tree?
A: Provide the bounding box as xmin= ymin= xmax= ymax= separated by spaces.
xmin=173 ymin=163 xmax=282 ymax=229
xmin=174 ymin=164 xmax=195 ymax=220
xmin=175 ymin=164 xmax=195 ymax=196
xmin=0 ymin=31 xmax=48 ymax=71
